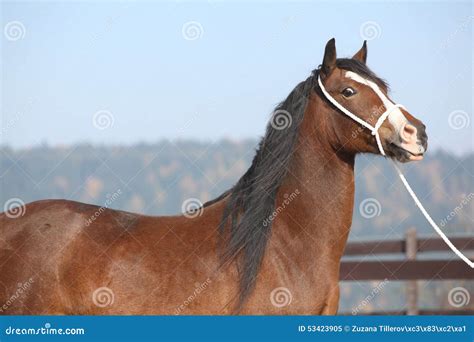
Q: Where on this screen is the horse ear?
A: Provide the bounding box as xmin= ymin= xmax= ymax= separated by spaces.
xmin=352 ymin=40 xmax=367 ymax=64
xmin=321 ymin=38 xmax=337 ymax=78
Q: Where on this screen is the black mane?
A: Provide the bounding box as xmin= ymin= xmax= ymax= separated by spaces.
xmin=202 ymin=58 xmax=387 ymax=309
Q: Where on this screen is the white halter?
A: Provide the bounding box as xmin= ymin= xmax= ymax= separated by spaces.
xmin=318 ymin=74 xmax=474 ymax=268
xmin=317 ymin=75 xmax=406 ymax=156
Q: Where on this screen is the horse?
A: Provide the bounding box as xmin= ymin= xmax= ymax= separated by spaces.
xmin=0 ymin=38 xmax=428 ymax=315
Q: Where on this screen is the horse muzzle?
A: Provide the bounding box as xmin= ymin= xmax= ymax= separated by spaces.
xmin=388 ymin=122 xmax=428 ymax=162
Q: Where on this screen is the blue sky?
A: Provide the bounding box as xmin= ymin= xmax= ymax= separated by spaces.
xmin=1 ymin=1 xmax=473 ymax=154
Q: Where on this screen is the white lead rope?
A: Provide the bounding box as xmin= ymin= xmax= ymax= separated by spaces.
xmin=392 ymin=162 xmax=474 ymax=268
xmin=318 ymin=75 xmax=474 ymax=268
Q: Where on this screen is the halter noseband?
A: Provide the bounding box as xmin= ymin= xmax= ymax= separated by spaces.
xmin=317 ymin=75 xmax=406 ymax=156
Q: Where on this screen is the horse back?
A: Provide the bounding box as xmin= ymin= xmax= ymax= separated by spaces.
xmin=0 ymin=199 xmax=144 ymax=314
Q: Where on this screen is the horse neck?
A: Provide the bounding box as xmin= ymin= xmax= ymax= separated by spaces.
xmin=274 ymin=92 xmax=356 ymax=260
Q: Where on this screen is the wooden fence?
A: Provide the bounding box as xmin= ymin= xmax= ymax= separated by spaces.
xmin=339 ymin=228 xmax=474 ymax=315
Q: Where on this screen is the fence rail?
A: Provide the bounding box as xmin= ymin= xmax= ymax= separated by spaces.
xmin=339 ymin=228 xmax=474 ymax=315
xmin=343 ymin=237 xmax=474 ymax=256
xmin=340 ymin=260 xmax=474 ymax=281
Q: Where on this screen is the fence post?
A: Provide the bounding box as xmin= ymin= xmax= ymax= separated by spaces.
xmin=406 ymin=227 xmax=418 ymax=315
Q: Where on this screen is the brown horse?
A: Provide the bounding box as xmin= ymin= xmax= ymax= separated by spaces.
xmin=0 ymin=39 xmax=427 ymax=315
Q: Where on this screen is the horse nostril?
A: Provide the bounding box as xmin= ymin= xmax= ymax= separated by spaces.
xmin=401 ymin=123 xmax=418 ymax=143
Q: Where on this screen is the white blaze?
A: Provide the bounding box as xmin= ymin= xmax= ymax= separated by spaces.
xmin=344 ymin=71 xmax=407 ymax=134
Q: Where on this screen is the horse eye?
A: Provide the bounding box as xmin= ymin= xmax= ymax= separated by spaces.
xmin=342 ymin=87 xmax=356 ymax=98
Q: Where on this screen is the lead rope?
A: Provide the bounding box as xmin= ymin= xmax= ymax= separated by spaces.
xmin=318 ymin=75 xmax=474 ymax=268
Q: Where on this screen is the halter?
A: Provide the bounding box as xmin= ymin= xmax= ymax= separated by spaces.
xmin=318 ymin=74 xmax=474 ymax=268
xmin=317 ymin=75 xmax=406 ymax=156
